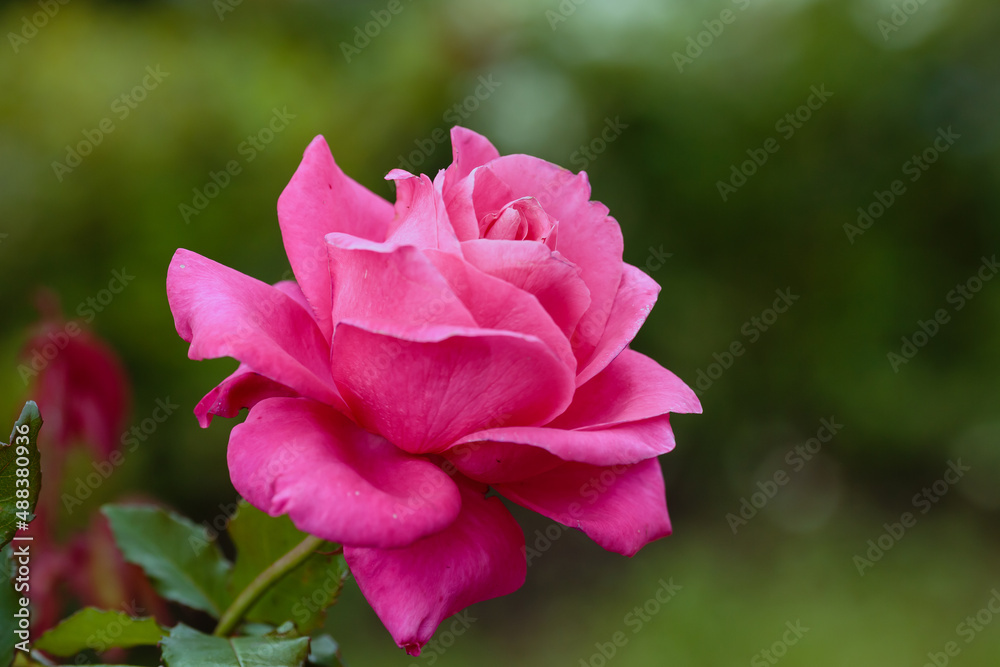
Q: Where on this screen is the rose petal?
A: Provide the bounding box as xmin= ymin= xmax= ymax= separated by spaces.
xmin=485 ymin=156 xmax=625 ymax=364
xmin=228 ymin=397 xmax=462 ymax=548
xmin=470 ymin=166 xmax=515 ymax=225
xmin=384 ymin=171 xmax=461 ymax=254
xmin=277 ymin=136 xmax=394 ymax=338
xmin=460 ymin=239 xmax=590 ymax=340
xmin=447 ymin=418 xmax=674 ymax=480
xmin=326 ymin=234 xmax=476 ymax=335
xmin=167 ymin=249 xmax=344 ymax=410
xmin=442 ymin=440 xmax=565 ymax=484
xmin=552 ymin=348 xmax=702 ymax=428
xmin=575 ymin=263 xmax=660 ymax=385
xmin=450 ymin=349 xmax=700 ymax=471
xmin=435 ymin=127 xmax=509 ymax=241
xmin=496 ymin=458 xmax=671 ymax=556
xmin=331 ymin=321 xmax=575 ymax=454
xmin=194 ymin=363 xmax=299 ymax=428
xmin=346 ymin=477 xmax=525 ymax=655
xmin=479 ymin=197 xmax=557 ymax=246
xmin=272 ymin=279 xmax=313 ymax=314
xmin=440 ymin=129 xmax=504 ymax=242
xmin=425 ymin=249 xmax=576 ymax=374
xmin=441 ymin=165 xmax=514 ymax=244
xmin=449 ymin=126 xmax=500 ymax=181
xmin=193 ymin=279 xmax=322 ymax=427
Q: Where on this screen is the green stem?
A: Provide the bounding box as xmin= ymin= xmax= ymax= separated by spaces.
xmin=214 ymin=534 xmax=326 ymax=637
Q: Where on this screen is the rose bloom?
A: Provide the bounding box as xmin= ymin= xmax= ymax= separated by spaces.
xmin=21 ymin=293 xmax=130 ymax=463
xmin=167 ymin=127 xmax=699 ymax=654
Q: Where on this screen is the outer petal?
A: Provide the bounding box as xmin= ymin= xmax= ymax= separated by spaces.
xmin=449 ymin=349 xmax=701 ymax=473
xmin=167 ymin=249 xmax=344 ymax=410
xmin=575 ymin=263 xmax=660 ymax=385
xmin=551 ymin=348 xmax=702 ymax=429
xmin=496 ymin=458 xmax=671 ymax=556
xmin=485 ymin=155 xmax=625 ymax=366
xmin=460 ymin=239 xmax=590 ymax=340
xmin=447 ymin=418 xmax=675 ymax=482
xmin=277 ymin=136 xmax=394 ymax=338
xmin=442 ymin=439 xmax=565 ymax=484
xmin=194 ymin=363 xmax=299 ymax=428
xmin=384 ymin=171 xmax=461 ymax=253
xmin=331 ymin=322 xmax=575 ymax=454
xmin=345 ymin=477 xmax=525 ymax=656
xmin=194 ymin=279 xmax=311 ymax=427
xmin=228 ymin=397 xmax=462 ymax=548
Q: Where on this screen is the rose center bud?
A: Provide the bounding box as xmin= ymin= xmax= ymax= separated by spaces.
xmin=479 ymin=197 xmax=558 ymax=246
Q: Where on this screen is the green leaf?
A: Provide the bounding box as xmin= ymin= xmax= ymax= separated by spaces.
xmin=161 ymin=624 xmax=310 ymax=667
xmin=307 ymin=634 xmax=345 ymax=667
xmin=0 ymin=402 xmax=43 ymax=549
xmin=227 ymin=501 xmax=348 ymax=634
xmin=34 ymin=607 xmax=165 ymax=657
xmin=102 ymin=505 xmax=231 ymax=617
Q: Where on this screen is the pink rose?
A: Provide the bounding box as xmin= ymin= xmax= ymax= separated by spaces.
xmin=166 ymin=127 xmax=700 ymax=655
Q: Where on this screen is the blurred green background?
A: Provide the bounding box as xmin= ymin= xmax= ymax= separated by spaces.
xmin=2 ymin=0 xmax=999 ymax=664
